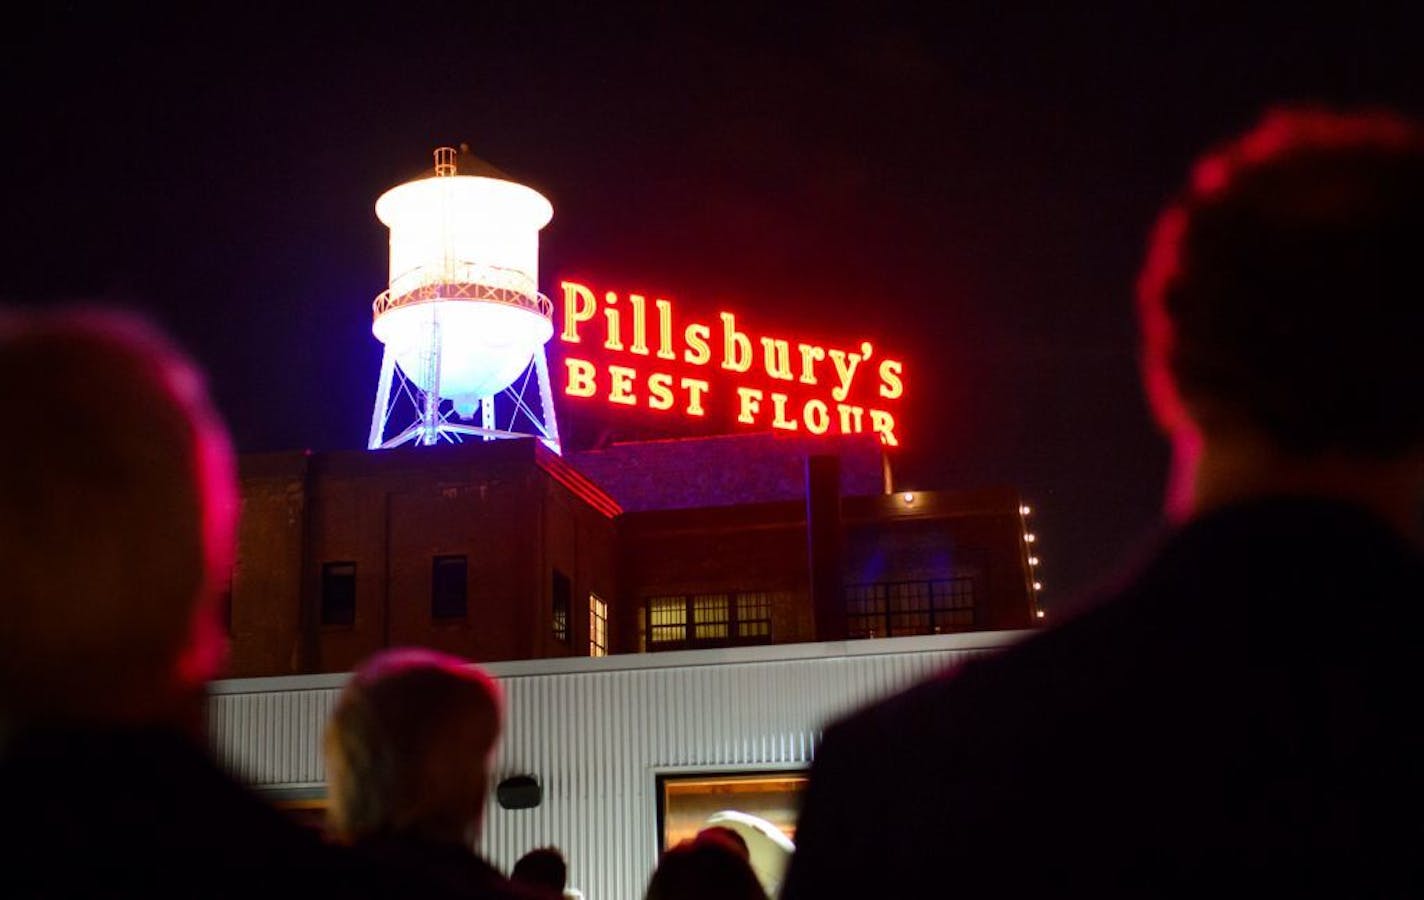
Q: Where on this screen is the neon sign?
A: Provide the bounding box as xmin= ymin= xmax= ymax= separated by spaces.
xmin=557 ymin=280 xmax=905 ymax=445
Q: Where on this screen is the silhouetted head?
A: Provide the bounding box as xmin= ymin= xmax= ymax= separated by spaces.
xmin=324 ymin=648 xmax=502 ymax=846
xmin=511 ymin=846 xmax=568 ymax=894
xmin=1139 ymin=107 xmax=1424 ymax=459
xmin=644 ymin=831 xmax=768 ymax=900
xmin=0 ymin=308 xmax=236 ymax=730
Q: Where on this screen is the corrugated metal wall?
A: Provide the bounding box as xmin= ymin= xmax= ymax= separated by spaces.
xmin=207 ymin=631 xmax=1027 ymax=900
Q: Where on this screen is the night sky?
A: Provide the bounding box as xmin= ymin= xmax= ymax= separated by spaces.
xmin=3 ymin=4 xmax=1419 ymax=613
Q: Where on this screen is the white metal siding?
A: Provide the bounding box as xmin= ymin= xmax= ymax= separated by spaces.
xmin=206 ymin=631 xmax=1028 ymax=900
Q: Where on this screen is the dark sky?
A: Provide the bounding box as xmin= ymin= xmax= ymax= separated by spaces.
xmin=3 ymin=3 xmax=1419 ymax=612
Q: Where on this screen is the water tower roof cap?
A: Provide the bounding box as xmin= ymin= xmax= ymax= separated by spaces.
xmin=451 ymin=142 xmax=512 ymax=179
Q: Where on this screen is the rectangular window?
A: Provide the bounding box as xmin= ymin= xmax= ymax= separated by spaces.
xmin=589 ymin=594 xmax=608 ymax=657
xmin=552 ymin=570 xmax=571 ymax=643
xmin=692 ymin=594 xmax=730 ymax=640
xmin=648 ymin=596 xmax=689 ymax=646
xmin=735 ymin=591 xmax=773 ymax=639
xmin=643 ymin=592 xmax=779 ymax=651
xmin=431 ymin=555 xmax=468 ymax=620
xmin=846 ymin=577 xmax=975 ymax=638
xmin=321 ymin=562 xmax=356 ymax=626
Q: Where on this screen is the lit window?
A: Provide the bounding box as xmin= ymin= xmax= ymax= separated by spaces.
xmin=642 ymin=592 xmax=778 ymax=651
xmin=693 ymin=594 xmax=730 ymax=640
xmin=431 ymin=555 xmax=468 ymax=620
xmin=648 ymin=596 xmax=689 ymax=645
xmin=321 ymin=562 xmax=356 ymax=626
xmin=589 ymin=593 xmax=608 ymax=657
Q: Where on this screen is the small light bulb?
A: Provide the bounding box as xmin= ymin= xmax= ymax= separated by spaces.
xmin=1025 ymin=533 xmax=1036 ymax=543
xmin=902 ymin=492 xmax=915 ymax=504
xmin=1033 ymin=581 xmax=1043 ymax=591
xmin=1028 ymin=556 xmax=1039 ymax=566
xmin=1035 ymin=609 xmax=1046 ymax=619
xmin=1020 ymin=504 xmax=1032 ymax=516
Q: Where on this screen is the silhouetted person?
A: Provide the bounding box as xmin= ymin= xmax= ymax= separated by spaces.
xmin=644 ymin=830 xmax=768 ymax=900
xmin=510 ymin=846 xmax=567 ymax=897
xmin=325 ymin=647 xmax=535 ymax=899
xmin=0 ymin=309 xmax=388 ymax=896
xmin=782 ymin=107 xmax=1424 ymax=898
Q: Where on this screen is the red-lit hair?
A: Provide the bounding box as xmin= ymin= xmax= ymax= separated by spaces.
xmin=1138 ymin=107 xmax=1424 ymax=456
xmin=0 ymin=308 xmax=236 ymax=722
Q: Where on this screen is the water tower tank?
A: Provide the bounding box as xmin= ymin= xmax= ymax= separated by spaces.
xmin=371 ymin=146 xmax=554 ymax=418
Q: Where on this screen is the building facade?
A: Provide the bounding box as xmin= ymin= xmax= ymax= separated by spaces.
xmin=229 ymin=433 xmax=1040 ymax=677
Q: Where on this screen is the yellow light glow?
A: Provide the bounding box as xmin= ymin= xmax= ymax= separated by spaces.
xmin=1035 ymin=609 xmax=1046 ymax=619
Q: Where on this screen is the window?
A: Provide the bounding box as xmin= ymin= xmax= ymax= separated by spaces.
xmin=552 ymin=570 xmax=571 ymax=642
xmin=589 ymin=593 xmax=608 ymax=657
xmin=846 ymin=577 xmax=975 ymax=638
xmin=643 ymin=592 xmax=781 ymax=651
xmin=321 ymin=562 xmax=356 ymax=626
xmin=431 ymin=555 xmax=468 ymax=620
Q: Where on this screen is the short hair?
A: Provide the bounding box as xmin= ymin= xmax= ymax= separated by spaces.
xmin=0 ymin=308 xmax=235 ymax=721
xmin=644 ymin=832 xmax=768 ymax=900
xmin=1138 ymin=107 xmax=1424 ymax=456
xmin=511 ymin=846 xmax=568 ymax=893
xmin=324 ymin=648 xmax=503 ymax=843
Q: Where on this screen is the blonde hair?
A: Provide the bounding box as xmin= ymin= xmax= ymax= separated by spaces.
xmin=0 ymin=308 xmax=235 ymax=724
xmin=324 ymin=648 xmax=503 ymax=844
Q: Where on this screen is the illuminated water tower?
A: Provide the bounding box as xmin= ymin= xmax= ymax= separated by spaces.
xmin=367 ymin=145 xmax=561 ymax=452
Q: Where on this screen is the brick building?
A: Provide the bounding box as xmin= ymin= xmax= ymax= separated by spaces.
xmin=227 ymin=432 xmax=1040 ymax=677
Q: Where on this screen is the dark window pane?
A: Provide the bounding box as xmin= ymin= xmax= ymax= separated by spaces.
xmin=321 ymin=562 xmax=356 ymax=626
xmin=552 ymin=570 xmax=571 ymax=642
xmin=432 ymin=555 xmax=468 ymax=620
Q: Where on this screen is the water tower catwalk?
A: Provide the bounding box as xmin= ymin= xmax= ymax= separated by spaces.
xmin=367 ymin=145 xmax=561 ymax=452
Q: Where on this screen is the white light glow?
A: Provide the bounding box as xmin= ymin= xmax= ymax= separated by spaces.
xmin=372 ymin=174 xmax=554 ymax=403
xmin=902 ymin=492 xmax=915 ymax=504
xmin=1035 ymin=609 xmax=1046 ymax=619
xmin=1020 ymin=504 xmax=1032 ymax=515
xmin=1025 ymin=533 xmax=1036 ymax=543
xmin=1033 ymin=581 xmax=1042 ymax=591
xmin=1028 ymin=556 xmax=1039 ymax=566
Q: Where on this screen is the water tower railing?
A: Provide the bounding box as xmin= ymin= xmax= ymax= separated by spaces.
xmin=372 ymin=261 xmax=553 ymax=321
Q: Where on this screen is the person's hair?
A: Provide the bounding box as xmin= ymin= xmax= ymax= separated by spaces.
xmin=324 ymin=647 xmax=503 ymax=844
xmin=0 ymin=307 xmax=235 ymax=723
xmin=644 ymin=831 xmax=768 ymax=900
xmin=1138 ymin=107 xmax=1424 ymax=457
xmin=510 ymin=846 xmax=568 ymax=893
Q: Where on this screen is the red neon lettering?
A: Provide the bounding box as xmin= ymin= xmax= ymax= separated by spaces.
xmin=602 ymin=293 xmax=624 ymax=351
xmin=655 ymin=299 xmax=675 ymax=360
xmin=684 ymin=323 xmax=711 ymax=366
xmin=565 ymin=358 xmax=597 ymax=397
xmin=760 ymin=337 xmax=794 ymax=381
xmin=797 ymin=343 xmax=826 ymax=385
xmin=561 ymin=281 xmax=596 ymax=343
xmin=837 ymin=403 xmax=864 ymax=433
xmin=608 ymin=365 xmax=637 ymax=405
xmin=720 ymin=312 xmax=752 ymax=373
xmin=648 ymin=372 xmax=675 ymax=410
xmin=629 ymin=294 xmax=649 ymax=354
xmin=736 ymin=387 xmax=763 ymax=424
xmin=681 ymin=377 xmax=709 ymax=416
xmin=804 ymin=399 xmax=830 ymax=435
xmin=870 ymin=409 xmax=898 ymax=446
xmin=878 ymin=359 xmax=904 ymax=399
xmin=770 ymin=393 xmax=798 ymax=431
